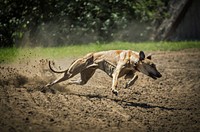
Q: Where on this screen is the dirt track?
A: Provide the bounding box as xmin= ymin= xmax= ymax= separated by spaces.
xmin=0 ymin=49 xmax=200 ymax=132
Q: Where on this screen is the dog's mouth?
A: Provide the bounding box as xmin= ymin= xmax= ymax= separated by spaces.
xmin=149 ymin=72 xmax=162 ymax=80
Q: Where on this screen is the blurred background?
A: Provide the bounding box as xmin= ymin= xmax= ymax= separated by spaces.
xmin=0 ymin=0 xmax=199 ymax=47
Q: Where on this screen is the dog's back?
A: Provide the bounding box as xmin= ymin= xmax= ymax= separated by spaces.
xmin=92 ymin=50 xmax=139 ymax=66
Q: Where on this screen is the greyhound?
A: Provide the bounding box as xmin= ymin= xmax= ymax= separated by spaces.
xmin=46 ymin=50 xmax=162 ymax=96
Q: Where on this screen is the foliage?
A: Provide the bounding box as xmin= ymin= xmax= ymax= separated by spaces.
xmin=0 ymin=0 xmax=168 ymax=47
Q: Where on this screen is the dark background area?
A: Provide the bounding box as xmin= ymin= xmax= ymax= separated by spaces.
xmin=0 ymin=0 xmax=168 ymax=47
xmin=1 ymin=0 xmax=199 ymax=47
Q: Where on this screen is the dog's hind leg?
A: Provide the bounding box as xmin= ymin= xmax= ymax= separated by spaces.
xmin=46 ymin=53 xmax=95 ymax=87
xmin=69 ymin=68 xmax=96 ymax=85
xmin=46 ymin=70 xmax=74 ymax=87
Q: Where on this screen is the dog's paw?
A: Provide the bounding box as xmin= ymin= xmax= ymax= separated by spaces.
xmin=112 ymin=89 xmax=118 ymax=96
xmin=45 ymin=83 xmax=51 ymax=87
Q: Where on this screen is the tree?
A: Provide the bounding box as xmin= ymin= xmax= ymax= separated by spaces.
xmin=0 ymin=0 xmax=168 ymax=47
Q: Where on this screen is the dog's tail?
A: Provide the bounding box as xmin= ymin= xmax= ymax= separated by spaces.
xmin=49 ymin=61 xmax=68 ymax=73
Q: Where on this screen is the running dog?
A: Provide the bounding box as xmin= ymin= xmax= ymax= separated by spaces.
xmin=46 ymin=50 xmax=162 ymax=96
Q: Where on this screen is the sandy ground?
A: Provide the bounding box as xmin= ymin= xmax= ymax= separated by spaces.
xmin=0 ymin=49 xmax=200 ymax=132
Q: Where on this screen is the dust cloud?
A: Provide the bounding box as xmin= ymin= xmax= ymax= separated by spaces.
xmin=18 ymin=20 xmax=152 ymax=47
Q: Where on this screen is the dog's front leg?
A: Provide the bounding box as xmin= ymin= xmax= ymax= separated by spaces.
xmin=125 ymin=74 xmax=138 ymax=88
xmin=111 ymin=62 xmax=125 ymax=96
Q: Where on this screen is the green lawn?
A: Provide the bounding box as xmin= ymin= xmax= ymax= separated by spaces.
xmin=1 ymin=41 xmax=200 ymax=63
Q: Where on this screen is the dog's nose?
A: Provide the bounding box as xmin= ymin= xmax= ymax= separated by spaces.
xmin=157 ymin=73 xmax=162 ymax=78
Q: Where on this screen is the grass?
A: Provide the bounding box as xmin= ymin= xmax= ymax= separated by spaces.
xmin=1 ymin=41 xmax=200 ymax=63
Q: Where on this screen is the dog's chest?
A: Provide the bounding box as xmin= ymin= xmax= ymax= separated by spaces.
xmin=97 ymin=60 xmax=136 ymax=78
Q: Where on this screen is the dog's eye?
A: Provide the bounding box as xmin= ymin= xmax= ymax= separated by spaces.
xmin=151 ymin=64 xmax=155 ymax=67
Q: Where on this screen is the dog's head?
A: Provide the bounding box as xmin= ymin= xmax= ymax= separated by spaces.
xmin=136 ymin=51 xmax=162 ymax=79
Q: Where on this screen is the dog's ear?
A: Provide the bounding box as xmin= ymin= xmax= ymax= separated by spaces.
xmin=139 ymin=51 xmax=145 ymax=60
xmin=147 ymin=53 xmax=152 ymax=60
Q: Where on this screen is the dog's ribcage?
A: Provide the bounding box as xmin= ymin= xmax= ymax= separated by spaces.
xmin=98 ymin=60 xmax=116 ymax=77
